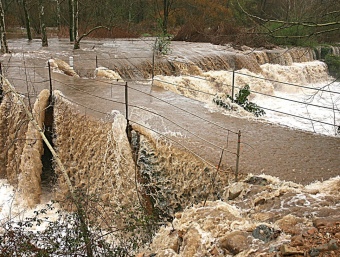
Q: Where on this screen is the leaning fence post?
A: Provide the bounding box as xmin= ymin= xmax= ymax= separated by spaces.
xmin=235 ymin=130 xmax=241 ymax=182
xmin=231 ymin=70 xmax=235 ymax=103
xmin=203 ymin=148 xmax=224 ymax=207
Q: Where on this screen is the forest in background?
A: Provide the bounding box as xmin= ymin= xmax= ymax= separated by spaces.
xmin=1 ymin=0 xmax=339 ymax=48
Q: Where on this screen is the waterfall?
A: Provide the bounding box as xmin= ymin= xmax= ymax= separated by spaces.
xmin=111 ymin=47 xmax=320 ymax=79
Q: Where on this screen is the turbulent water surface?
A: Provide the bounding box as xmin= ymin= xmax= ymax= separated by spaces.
xmin=0 ymin=38 xmax=340 ymax=257
xmin=1 ymin=38 xmax=339 ymax=185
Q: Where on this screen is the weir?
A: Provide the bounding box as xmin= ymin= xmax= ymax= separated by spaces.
xmin=1 ymin=39 xmax=340 ymax=256
xmin=1 ymin=41 xmax=339 ymax=205
xmin=107 ymin=45 xmax=338 ymax=80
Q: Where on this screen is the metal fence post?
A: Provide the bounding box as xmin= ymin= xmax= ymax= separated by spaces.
xmin=48 ymin=61 xmax=53 ymax=94
xmin=203 ymin=148 xmax=224 ymax=207
xmin=231 ymin=70 xmax=235 ymax=103
xmin=96 ymin=55 xmax=98 ymax=69
xmin=235 ymin=130 xmax=241 ymax=181
xmin=152 ymin=44 xmax=155 ymax=85
xmin=0 ymin=62 xmax=3 ymax=103
xmin=125 ymin=82 xmax=132 ymax=143
xmin=125 ymin=82 xmax=128 ymax=121
xmin=0 ymin=62 xmax=2 ymax=81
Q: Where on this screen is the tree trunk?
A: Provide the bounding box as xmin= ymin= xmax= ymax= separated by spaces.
xmin=69 ymin=0 xmax=74 ymax=42
xmin=163 ymin=0 xmax=168 ymax=34
xmin=39 ymin=0 xmax=48 ymax=47
xmin=73 ymin=0 xmax=78 ymax=42
xmin=0 ymin=0 xmax=8 ymax=53
xmin=22 ymin=0 xmax=32 ymax=41
xmin=56 ymin=0 xmax=61 ymax=32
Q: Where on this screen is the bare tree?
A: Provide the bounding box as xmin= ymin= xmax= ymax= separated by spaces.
xmin=154 ymin=0 xmax=176 ymax=34
xmin=69 ymin=0 xmax=74 ymax=42
xmin=22 ymin=0 xmax=32 ymax=41
xmin=0 ymin=0 xmax=8 ymax=53
xmin=236 ymin=0 xmax=340 ymax=43
xmin=162 ymin=0 xmax=172 ymax=34
xmin=73 ymin=26 xmax=109 ymax=49
xmin=56 ymin=0 xmax=61 ymax=31
xmin=73 ymin=0 xmax=78 ymax=41
xmin=38 ymin=0 xmax=48 ymax=47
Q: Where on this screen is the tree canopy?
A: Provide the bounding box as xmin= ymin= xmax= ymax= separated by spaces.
xmin=1 ymin=0 xmax=339 ymax=47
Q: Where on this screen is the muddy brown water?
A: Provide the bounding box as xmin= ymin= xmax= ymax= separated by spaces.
xmin=1 ymin=38 xmax=339 ymax=185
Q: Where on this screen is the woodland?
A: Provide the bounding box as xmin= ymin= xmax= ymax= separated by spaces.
xmin=1 ymin=1 xmax=340 ymax=257
xmin=0 ymin=0 xmax=339 ymax=52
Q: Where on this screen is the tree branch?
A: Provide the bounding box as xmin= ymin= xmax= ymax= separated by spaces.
xmin=74 ymin=26 xmax=110 ymax=49
xmin=237 ymin=0 xmax=340 ymax=27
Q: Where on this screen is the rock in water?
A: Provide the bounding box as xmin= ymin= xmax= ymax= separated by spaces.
xmin=252 ymin=224 xmax=280 ymax=242
xmin=219 ymin=231 xmax=250 ymax=254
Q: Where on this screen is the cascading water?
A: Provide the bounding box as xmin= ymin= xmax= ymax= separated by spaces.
xmin=0 ymin=39 xmax=339 ymax=256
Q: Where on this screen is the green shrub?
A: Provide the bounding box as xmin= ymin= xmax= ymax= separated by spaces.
xmin=324 ymin=54 xmax=340 ymax=78
xmin=154 ymin=33 xmax=172 ymax=55
xmin=213 ymin=85 xmax=265 ymax=117
xmin=232 ymin=85 xmax=266 ymax=117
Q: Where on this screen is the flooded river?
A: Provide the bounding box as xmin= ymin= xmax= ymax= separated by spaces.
xmin=1 ymin=38 xmax=339 ymax=185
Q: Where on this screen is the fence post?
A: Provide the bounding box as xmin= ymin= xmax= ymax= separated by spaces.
xmin=152 ymin=43 xmax=155 ymax=85
xmin=125 ymin=82 xmax=128 ymax=121
xmin=235 ymin=130 xmax=241 ymax=182
xmin=0 ymin=62 xmax=2 ymax=81
xmin=95 ymin=55 xmax=98 ymax=69
xmin=231 ymin=70 xmax=235 ymax=103
xmin=125 ymin=82 xmax=132 ymax=143
xmin=48 ymin=60 xmax=53 ymax=104
xmin=0 ymin=62 xmax=3 ymax=103
xmin=203 ymin=148 xmax=224 ymax=207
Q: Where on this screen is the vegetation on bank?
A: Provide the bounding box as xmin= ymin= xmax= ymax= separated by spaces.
xmin=325 ymin=55 xmax=340 ymax=79
xmin=0 ymin=0 xmax=339 ymax=52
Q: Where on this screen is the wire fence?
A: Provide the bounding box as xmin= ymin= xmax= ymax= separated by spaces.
xmin=2 ymin=52 xmax=339 ymax=135
xmin=0 ymin=60 xmax=243 ymax=183
xmin=1 ymin=50 xmax=339 ymax=186
xmin=152 ymin=65 xmax=340 ymax=135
